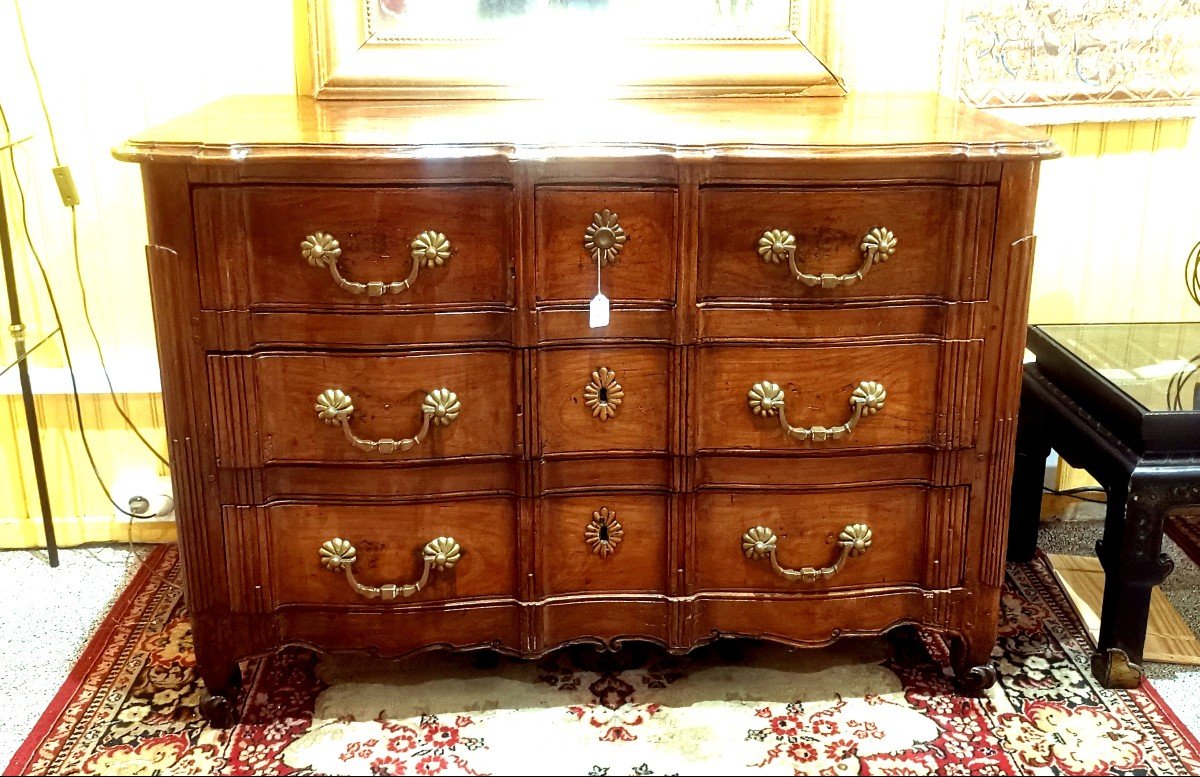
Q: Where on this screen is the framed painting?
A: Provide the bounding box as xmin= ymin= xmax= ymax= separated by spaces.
xmin=943 ymin=0 xmax=1200 ymax=123
xmin=296 ymin=0 xmax=845 ymax=99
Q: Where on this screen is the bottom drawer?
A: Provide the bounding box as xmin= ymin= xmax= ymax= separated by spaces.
xmin=538 ymin=493 xmax=669 ymax=596
xmin=265 ymin=499 xmax=518 ymax=607
xmin=694 ymin=486 xmax=953 ymax=593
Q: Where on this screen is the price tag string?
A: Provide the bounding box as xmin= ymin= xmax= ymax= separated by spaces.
xmin=589 ymin=251 xmax=610 ymax=328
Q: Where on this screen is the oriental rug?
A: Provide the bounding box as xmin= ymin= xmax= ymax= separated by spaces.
xmin=8 ymin=545 xmax=1200 ymax=775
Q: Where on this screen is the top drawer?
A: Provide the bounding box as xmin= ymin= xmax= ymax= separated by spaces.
xmin=195 ymin=186 xmax=514 ymax=311
xmin=535 ymin=187 xmax=677 ymax=305
xmin=698 ymin=185 xmax=996 ymax=304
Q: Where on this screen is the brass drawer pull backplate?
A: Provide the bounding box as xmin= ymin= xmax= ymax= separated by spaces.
xmin=301 ymin=230 xmax=451 ymax=296
xmin=748 ymin=380 xmax=886 ymax=442
xmin=319 ymin=536 xmax=461 ymax=601
xmin=742 ymin=524 xmax=873 ymax=582
xmin=758 ymin=226 xmax=896 ymax=288
xmin=316 ymin=387 xmax=460 ymax=453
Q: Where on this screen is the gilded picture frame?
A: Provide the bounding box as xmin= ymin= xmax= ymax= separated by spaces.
xmin=296 ymin=0 xmax=845 ymax=100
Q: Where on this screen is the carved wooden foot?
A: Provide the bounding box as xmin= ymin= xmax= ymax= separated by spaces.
xmin=1091 ymin=648 xmax=1144 ymax=688
xmin=955 ymin=663 xmax=998 ymax=695
xmin=198 ymin=691 xmax=239 ymax=728
xmin=945 ymin=631 xmax=997 ymax=695
xmin=197 ymin=661 xmax=242 ymax=728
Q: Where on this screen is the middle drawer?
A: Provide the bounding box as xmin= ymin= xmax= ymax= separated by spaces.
xmin=210 ymin=350 xmax=519 ymax=465
xmin=535 ymin=346 xmax=673 ymax=456
xmin=693 ymin=341 xmax=977 ymax=452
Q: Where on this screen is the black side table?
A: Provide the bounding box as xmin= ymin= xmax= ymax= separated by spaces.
xmin=1009 ymin=322 xmax=1200 ymax=688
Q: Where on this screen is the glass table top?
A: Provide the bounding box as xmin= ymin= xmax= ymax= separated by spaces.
xmin=1034 ymin=322 xmax=1200 ymax=413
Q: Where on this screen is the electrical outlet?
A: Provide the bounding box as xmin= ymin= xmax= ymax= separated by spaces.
xmin=113 ymin=473 xmax=174 ymax=521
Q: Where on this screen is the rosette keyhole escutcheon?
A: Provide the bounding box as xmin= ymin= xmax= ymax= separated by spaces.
xmin=584 ymin=507 xmax=624 ymax=558
xmin=584 ymin=209 xmax=627 ymax=266
xmin=584 ymin=367 xmax=624 ymax=421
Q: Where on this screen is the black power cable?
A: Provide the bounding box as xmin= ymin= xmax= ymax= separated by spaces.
xmin=1042 ymin=485 xmax=1107 ymax=504
xmin=1186 ymin=239 xmax=1200 ymax=311
xmin=0 ymin=102 xmax=146 ymax=521
xmin=10 ymin=0 xmax=168 ymax=469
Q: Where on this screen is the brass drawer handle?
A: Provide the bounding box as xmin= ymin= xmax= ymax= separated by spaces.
xmin=301 ymin=230 xmax=451 ymax=296
xmin=315 ymin=387 xmax=460 ymax=453
xmin=758 ymin=227 xmax=896 ymax=288
xmin=748 ymin=380 xmax=885 ymax=442
xmin=742 ymin=524 xmax=873 ymax=582
xmin=319 ymin=536 xmax=461 ymax=600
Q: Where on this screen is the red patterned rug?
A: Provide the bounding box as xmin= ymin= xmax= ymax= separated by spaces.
xmin=1167 ymin=513 xmax=1200 ymax=570
xmin=7 ymin=545 xmax=1200 ymax=775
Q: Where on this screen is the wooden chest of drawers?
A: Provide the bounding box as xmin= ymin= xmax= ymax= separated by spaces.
xmin=118 ymin=94 xmax=1056 ymax=726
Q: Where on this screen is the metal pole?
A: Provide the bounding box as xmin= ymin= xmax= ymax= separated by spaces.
xmin=0 ymin=156 xmax=58 ymax=566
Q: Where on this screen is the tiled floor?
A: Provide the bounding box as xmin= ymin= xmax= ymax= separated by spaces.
xmin=0 ymin=528 xmax=1198 ymax=769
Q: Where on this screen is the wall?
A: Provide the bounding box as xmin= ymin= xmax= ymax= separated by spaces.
xmin=832 ymin=0 xmax=1200 ymax=326
xmin=1030 ymin=119 xmax=1198 ymax=324
xmin=0 ymin=0 xmax=294 ymax=546
xmin=0 ymin=0 xmax=1196 ymax=545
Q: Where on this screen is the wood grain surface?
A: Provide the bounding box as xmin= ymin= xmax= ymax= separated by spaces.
xmin=698 ymin=185 xmax=995 ymax=303
xmin=247 ymin=350 xmax=519 ymax=464
xmin=535 ymin=188 xmax=677 ymax=304
xmin=535 ymin=346 xmax=672 ymax=455
xmin=266 ymin=499 xmax=519 ymax=606
xmin=123 ymin=94 xmax=1052 ymax=707
xmin=693 ymin=342 xmax=946 ymax=452
xmin=692 ymin=488 xmax=932 ymax=592
xmin=537 ymin=493 xmax=669 ymax=596
xmin=196 ymin=186 xmax=514 ymax=311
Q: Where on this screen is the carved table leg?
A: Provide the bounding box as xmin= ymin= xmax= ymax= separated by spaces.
xmin=1008 ymin=382 xmax=1052 ymax=563
xmin=1092 ymin=466 xmax=1182 ymax=689
xmin=198 ymin=659 xmax=243 ymax=728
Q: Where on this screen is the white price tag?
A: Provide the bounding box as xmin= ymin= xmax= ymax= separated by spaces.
xmin=589 ymin=293 xmax=610 ymax=328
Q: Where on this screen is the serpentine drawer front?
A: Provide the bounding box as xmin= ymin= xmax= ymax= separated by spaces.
xmin=694 ymin=341 xmax=979 ymax=452
xmin=534 ymin=346 xmax=673 ymax=456
xmin=537 ymin=493 xmax=670 ymax=596
xmin=194 ymin=186 xmax=514 ymax=311
xmin=692 ymin=487 xmax=958 ymax=593
xmin=119 ymin=93 xmax=1054 ymax=724
xmin=535 ymin=188 xmax=678 ymax=304
xmin=261 ymin=500 xmax=519 ymax=607
xmin=214 ymin=350 xmax=518 ymax=464
xmin=698 ymin=185 xmax=996 ymax=303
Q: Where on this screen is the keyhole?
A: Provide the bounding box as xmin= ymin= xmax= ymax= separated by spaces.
xmin=598 ymin=387 xmax=609 ymax=405
xmin=599 ymin=523 xmax=609 ymax=542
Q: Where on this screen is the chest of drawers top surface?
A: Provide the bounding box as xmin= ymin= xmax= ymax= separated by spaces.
xmin=122 ymin=94 xmax=1053 ymax=721
xmin=116 ymin=93 xmax=1055 ymax=163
